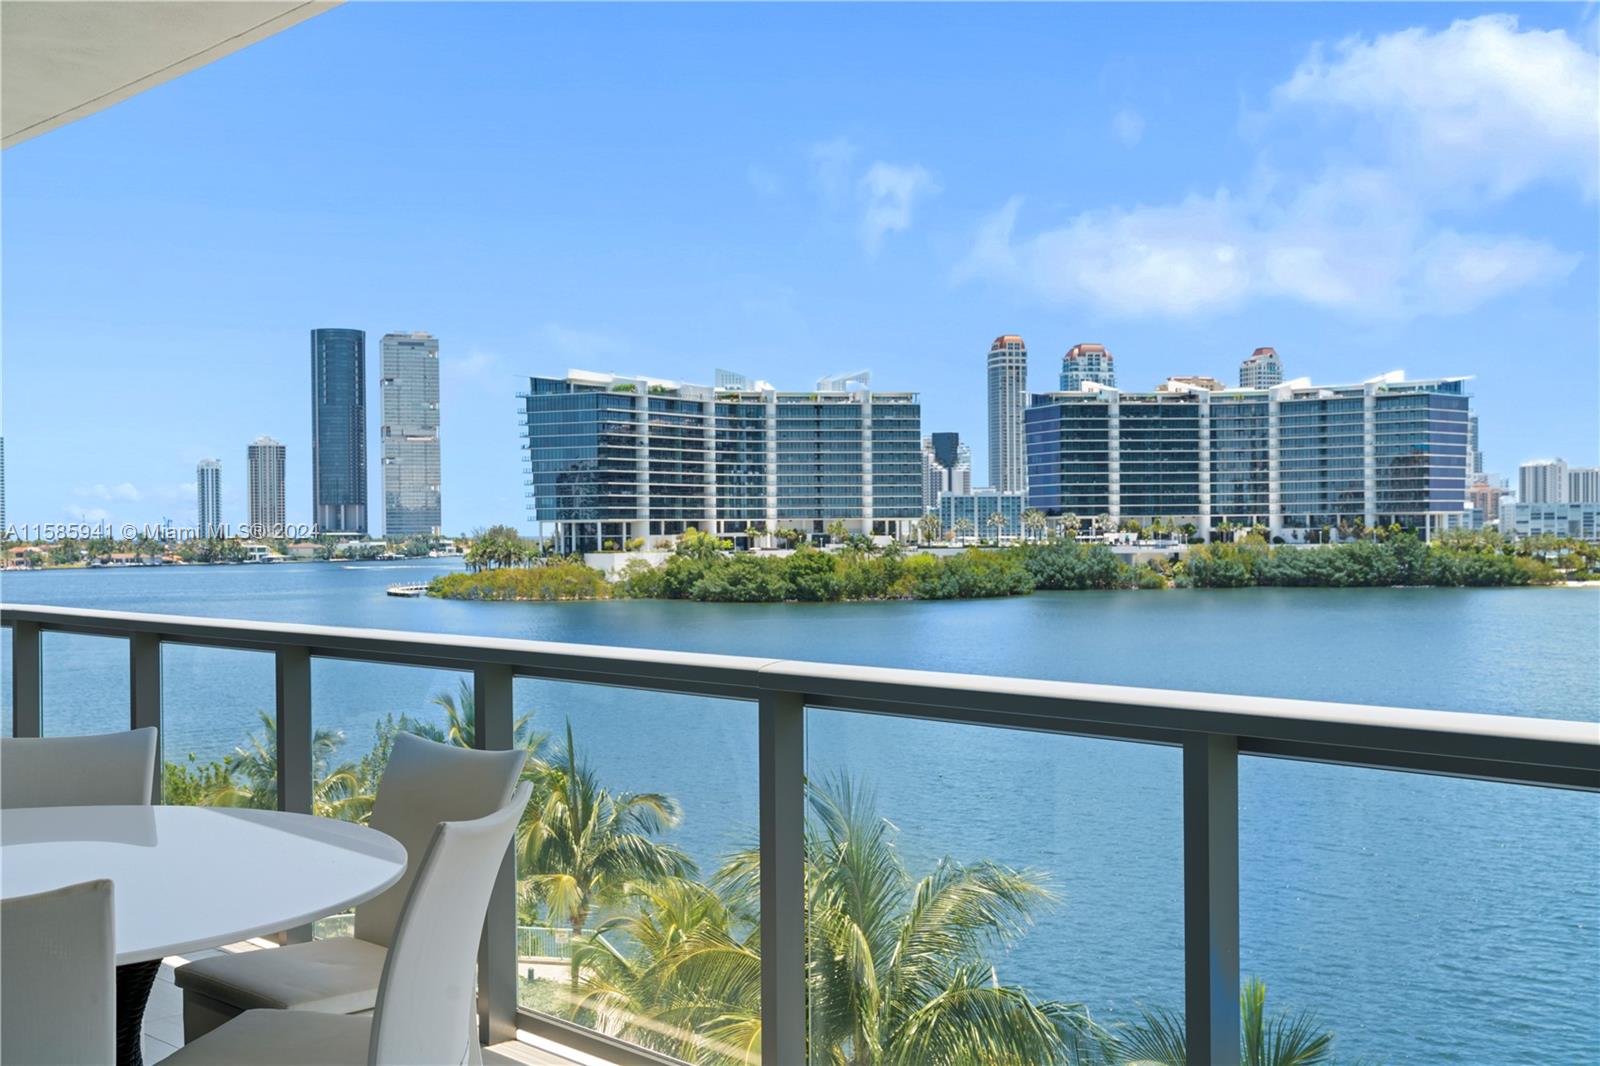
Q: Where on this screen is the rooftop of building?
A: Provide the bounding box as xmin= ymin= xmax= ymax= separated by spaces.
xmin=1065 ymin=343 xmax=1110 ymax=358
xmin=1031 ymin=370 xmax=1471 ymax=404
xmin=990 ymin=335 xmax=1025 ymax=349
xmin=523 ymin=369 xmax=915 ymax=401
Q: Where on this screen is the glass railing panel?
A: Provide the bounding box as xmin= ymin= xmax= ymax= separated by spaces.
xmin=511 ymin=676 xmax=759 ymax=1063
xmin=804 ymin=707 xmax=1184 ymax=1065
xmin=1240 ymin=757 xmax=1600 ymax=1063
xmin=308 ymin=658 xmax=472 ymax=938
xmin=41 ymin=631 xmax=128 ymax=736
xmin=1 ymin=631 xmax=13 ymax=736
xmin=157 ymin=644 xmax=275 ymax=808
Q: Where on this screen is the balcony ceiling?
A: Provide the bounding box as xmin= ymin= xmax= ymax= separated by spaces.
xmin=1 ymin=1 xmax=338 ymax=149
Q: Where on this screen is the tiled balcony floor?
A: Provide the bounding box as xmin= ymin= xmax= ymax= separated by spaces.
xmin=146 ymin=943 xmax=606 ymax=1066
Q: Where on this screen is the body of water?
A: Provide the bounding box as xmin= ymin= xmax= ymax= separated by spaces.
xmin=3 ymin=560 xmax=1597 ymax=1063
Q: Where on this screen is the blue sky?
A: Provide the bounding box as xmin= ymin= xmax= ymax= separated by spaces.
xmin=3 ymin=3 xmax=1596 ymax=534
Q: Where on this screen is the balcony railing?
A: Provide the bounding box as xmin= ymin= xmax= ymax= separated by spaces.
xmin=4 ymin=602 xmax=1597 ymax=1066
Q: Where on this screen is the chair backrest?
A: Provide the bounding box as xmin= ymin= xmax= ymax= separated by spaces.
xmin=355 ymin=732 xmax=527 ymax=948
xmin=368 ymin=781 xmax=532 ymax=1066
xmin=0 ymin=727 xmax=157 ymax=808
xmin=1 ymin=879 xmax=116 ymax=1064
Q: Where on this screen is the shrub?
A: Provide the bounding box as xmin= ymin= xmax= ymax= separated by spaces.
xmin=784 ymin=548 xmax=842 ymax=601
xmin=1021 ymin=541 xmax=1123 ymax=590
xmin=428 ymin=560 xmax=608 ymax=601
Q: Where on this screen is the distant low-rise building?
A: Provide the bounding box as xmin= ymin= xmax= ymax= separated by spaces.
xmin=938 ymin=489 xmax=1024 ymax=543
xmin=1503 ymin=502 xmax=1600 ymax=543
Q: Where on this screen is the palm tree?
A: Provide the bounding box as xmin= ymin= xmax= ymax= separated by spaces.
xmin=916 ymin=513 xmax=942 ymax=546
xmin=950 ymin=517 xmax=974 ymax=544
xmin=520 ymin=723 xmax=697 ymax=970
xmin=1062 ymin=512 xmax=1082 ymax=539
xmin=986 ymin=509 xmax=1011 ymax=544
xmin=1022 ymin=509 xmax=1047 ymax=543
xmin=418 ymin=677 xmax=545 ymax=754
xmin=1111 ymin=978 xmax=1336 ymax=1065
xmin=204 ymin=710 xmax=370 ymax=821
xmin=706 ymin=779 xmax=1105 ymax=1066
xmin=568 ymin=877 xmax=761 ymax=1063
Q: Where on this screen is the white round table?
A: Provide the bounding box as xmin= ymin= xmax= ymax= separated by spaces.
xmin=1 ymin=805 xmax=406 ymax=1066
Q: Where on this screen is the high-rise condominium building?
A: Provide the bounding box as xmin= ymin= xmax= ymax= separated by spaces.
xmin=311 ymin=328 xmax=367 ymax=534
xmin=1467 ymin=415 xmax=1483 ymax=475
xmin=247 ymin=437 xmax=286 ymax=537
xmin=196 ymin=459 xmax=223 ymax=537
xmin=1519 ymin=459 xmax=1567 ymax=504
xmin=521 ymin=370 xmax=921 ymax=553
xmin=921 ymin=432 xmax=972 ymax=511
xmin=714 ymin=368 xmax=753 ymax=390
xmin=1238 ymin=347 xmax=1283 ymax=389
xmin=1025 ymin=372 xmax=1472 ymax=539
xmin=1060 ymin=343 xmax=1115 ymax=392
xmin=1567 ymin=467 xmax=1600 ymax=504
xmin=380 ymin=332 xmax=441 ymax=537
xmin=987 ymin=335 xmax=1028 ymax=493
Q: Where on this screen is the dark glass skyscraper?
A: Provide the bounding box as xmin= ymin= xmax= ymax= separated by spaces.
xmin=310 ymin=328 xmax=368 ymax=534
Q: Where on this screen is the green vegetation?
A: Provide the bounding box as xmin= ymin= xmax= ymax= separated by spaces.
xmin=428 ymin=525 xmax=1580 ymax=604
xmin=167 ymin=698 xmax=1364 ymax=1065
xmin=1182 ymin=529 xmax=1566 ymax=589
xmin=606 ymin=531 xmax=1038 ymax=603
xmin=428 ymin=559 xmax=608 ymax=601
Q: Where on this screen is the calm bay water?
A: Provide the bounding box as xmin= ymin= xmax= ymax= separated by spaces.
xmin=3 ymin=560 xmax=1597 ymax=1063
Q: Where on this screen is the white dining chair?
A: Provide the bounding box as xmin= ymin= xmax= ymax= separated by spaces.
xmin=163 ymin=780 xmax=534 ymax=1065
xmin=176 ymin=732 xmax=528 ymax=1040
xmin=0 ymin=726 xmax=158 ymax=808
xmin=1 ymin=879 xmax=116 ymax=1064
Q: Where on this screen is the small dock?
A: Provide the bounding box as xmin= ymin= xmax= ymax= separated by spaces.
xmin=385 ymin=583 xmax=430 ymax=598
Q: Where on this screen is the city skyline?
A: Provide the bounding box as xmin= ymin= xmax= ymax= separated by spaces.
xmin=2 ymin=4 xmax=1596 ymax=531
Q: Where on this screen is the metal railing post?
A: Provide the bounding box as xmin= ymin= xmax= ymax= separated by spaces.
xmin=473 ymin=663 xmax=517 ymax=1047
xmin=1184 ymin=733 xmax=1240 ymax=1065
xmin=759 ymin=689 xmax=806 ymax=1066
xmin=10 ymin=620 xmax=42 ymax=737
xmin=275 ymin=645 xmax=314 ymax=943
xmin=129 ymin=632 xmax=163 ymax=803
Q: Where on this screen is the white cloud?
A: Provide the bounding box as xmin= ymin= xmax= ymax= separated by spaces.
xmin=1272 ymin=14 xmax=1599 ymax=201
xmin=74 ymin=482 xmax=141 ymax=502
xmin=1111 ymin=107 xmax=1145 ymax=147
xmin=858 ymin=162 xmax=938 ymax=254
xmin=960 ymin=14 xmax=1593 ymax=318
